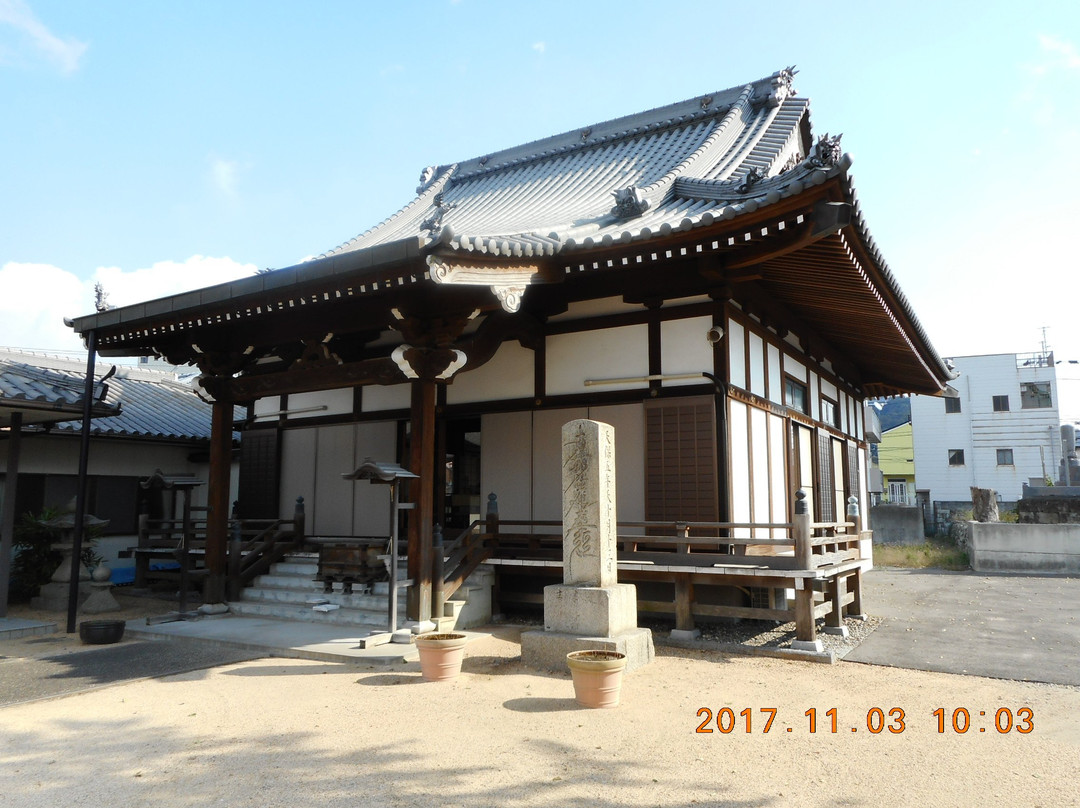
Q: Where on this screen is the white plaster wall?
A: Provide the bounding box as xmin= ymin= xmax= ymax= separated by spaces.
xmin=312 ymin=424 xmax=356 ymax=536
xmin=589 ymin=403 xmax=645 ymax=523
xmin=532 ymin=407 xmax=588 ymax=522
xmin=289 ymin=388 xmax=353 ymax=420
xmin=352 ymin=421 xmax=398 ymax=536
xmin=362 ymin=383 xmax=411 ymax=413
xmin=480 ymin=411 xmax=533 ymax=523
xmin=546 ymin=296 xmax=641 ymax=322
xmin=280 ymin=428 xmax=317 ymax=522
xmin=751 ymin=406 xmax=770 ymax=537
xmin=808 ymin=372 xmax=819 ymax=422
xmin=820 ymin=378 xmax=838 ymax=402
xmin=660 ymin=316 xmax=713 ymax=386
xmin=785 ymin=356 xmax=807 ymax=383
xmin=768 ymin=413 xmax=788 ymax=536
xmin=447 ymin=340 xmax=533 ymax=405
xmin=546 ymin=326 xmax=648 ymax=396
xmin=728 ymin=400 xmax=751 ymax=537
xmin=767 ymin=343 xmax=782 ymax=405
xmin=749 ymin=333 xmax=766 ymax=398
xmin=728 ymin=320 xmax=746 ymax=390
xmin=253 ymin=396 xmax=282 ymax=423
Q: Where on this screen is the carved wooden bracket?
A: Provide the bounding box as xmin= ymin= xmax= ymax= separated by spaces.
xmin=392 ymin=345 xmax=467 ymax=381
xmin=426 ymin=255 xmax=557 ymax=313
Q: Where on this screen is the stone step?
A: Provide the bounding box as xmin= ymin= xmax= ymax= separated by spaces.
xmin=270 ymin=561 xmax=319 ymax=576
xmin=242 ymin=585 xmax=403 ymax=611
xmin=250 ymin=572 xmax=326 ymax=590
xmin=227 ymin=599 xmax=390 ymax=627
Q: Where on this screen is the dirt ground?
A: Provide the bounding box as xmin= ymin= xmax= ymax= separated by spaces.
xmin=2 ymin=619 xmax=1079 ymax=807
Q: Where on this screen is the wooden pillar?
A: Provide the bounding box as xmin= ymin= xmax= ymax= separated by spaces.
xmin=0 ymin=412 xmax=23 ymax=617
xmin=674 ymin=573 xmax=695 ymax=632
xmin=407 ymin=379 xmax=436 ymax=622
xmin=205 ymin=396 xmax=233 ymax=604
xmin=824 ymin=574 xmax=846 ymax=634
xmin=791 ymin=489 xmax=821 ymax=650
xmin=794 ymin=582 xmax=817 ymax=643
xmin=848 ymin=567 xmax=865 ymax=618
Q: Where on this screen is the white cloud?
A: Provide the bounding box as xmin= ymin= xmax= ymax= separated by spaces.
xmin=0 ymin=256 xmax=257 ymax=352
xmin=1039 ymin=35 xmax=1080 ymax=69
xmin=1024 ymin=34 xmax=1080 ymax=77
xmin=532 ymin=41 xmax=546 ymax=55
xmin=210 ymin=157 xmax=240 ymax=197
xmin=0 ymin=0 xmax=87 ymax=74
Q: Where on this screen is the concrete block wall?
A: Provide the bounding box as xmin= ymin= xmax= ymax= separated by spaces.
xmin=869 ymin=505 xmax=924 ymax=544
xmin=968 ymin=522 xmax=1080 ymax=573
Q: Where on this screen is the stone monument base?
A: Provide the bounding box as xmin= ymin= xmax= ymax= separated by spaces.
xmin=543 ymin=583 xmax=638 ymax=637
xmin=520 ymin=626 xmax=654 ymax=673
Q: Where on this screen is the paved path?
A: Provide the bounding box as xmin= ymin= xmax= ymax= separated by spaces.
xmin=847 ymin=568 xmax=1080 ymax=685
xmin=0 ymin=636 xmax=262 ymax=706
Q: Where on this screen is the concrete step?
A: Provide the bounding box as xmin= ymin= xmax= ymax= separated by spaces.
xmin=250 ymin=571 xmax=326 ymax=590
xmin=242 ymin=585 xmax=402 ymax=611
xmin=228 ymin=599 xmax=390 ymax=627
xmin=270 ymin=561 xmax=319 ymax=576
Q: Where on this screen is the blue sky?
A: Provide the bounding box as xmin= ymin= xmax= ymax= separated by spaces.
xmin=2 ymin=0 xmax=1079 ymax=418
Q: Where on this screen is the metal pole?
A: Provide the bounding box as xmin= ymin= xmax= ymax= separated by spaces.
xmin=388 ymin=480 xmax=398 ymax=633
xmin=67 ymin=331 xmax=97 ymax=633
xmin=0 ymin=411 xmax=23 ymax=618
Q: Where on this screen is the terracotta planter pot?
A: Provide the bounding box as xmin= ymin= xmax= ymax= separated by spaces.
xmin=566 ymin=650 xmax=627 ymax=708
xmin=414 ymin=633 xmax=468 ymax=681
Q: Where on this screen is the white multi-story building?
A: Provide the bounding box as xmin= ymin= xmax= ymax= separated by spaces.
xmin=910 ymin=352 xmax=1060 ymax=525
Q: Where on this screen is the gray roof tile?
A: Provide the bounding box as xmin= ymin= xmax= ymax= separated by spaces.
xmin=0 ymin=349 xmax=238 ymax=442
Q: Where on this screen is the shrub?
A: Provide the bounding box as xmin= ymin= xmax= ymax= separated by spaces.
xmin=8 ymin=508 xmax=102 ymax=602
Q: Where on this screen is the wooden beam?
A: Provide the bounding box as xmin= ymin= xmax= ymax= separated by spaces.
xmin=222 ymin=357 xmax=405 ymax=402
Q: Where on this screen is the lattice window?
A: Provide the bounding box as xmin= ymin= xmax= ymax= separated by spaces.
xmin=644 ymin=397 xmax=718 ymax=522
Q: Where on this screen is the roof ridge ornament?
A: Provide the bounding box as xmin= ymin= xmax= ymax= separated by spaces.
xmin=416 ymin=165 xmax=438 ymax=195
xmin=809 ymin=133 xmax=843 ymax=168
xmin=611 ymin=186 xmax=650 ymax=220
xmin=735 ymin=166 xmax=767 ymax=195
xmin=421 ymin=192 xmax=457 ymax=238
xmin=766 ymin=65 xmax=798 ymax=107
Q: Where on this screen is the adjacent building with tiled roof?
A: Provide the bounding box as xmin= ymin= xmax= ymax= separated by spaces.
xmin=0 ymin=349 xmax=238 ymax=553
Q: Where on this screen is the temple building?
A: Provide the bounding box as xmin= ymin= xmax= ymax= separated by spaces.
xmin=67 ymin=69 xmax=954 ymax=639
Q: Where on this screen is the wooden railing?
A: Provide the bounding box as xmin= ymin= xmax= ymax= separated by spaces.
xmin=226 ymin=497 xmax=306 ymax=599
xmin=133 ymin=498 xmax=306 ymax=599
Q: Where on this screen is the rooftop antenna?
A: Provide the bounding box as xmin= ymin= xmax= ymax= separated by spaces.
xmin=1040 ymin=326 xmax=1051 ymax=360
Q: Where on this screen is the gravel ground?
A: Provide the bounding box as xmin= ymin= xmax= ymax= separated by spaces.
xmin=3 ymin=629 xmax=1079 ymax=807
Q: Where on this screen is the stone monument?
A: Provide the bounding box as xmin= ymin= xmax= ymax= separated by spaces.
xmin=521 ymin=419 xmax=654 ymax=672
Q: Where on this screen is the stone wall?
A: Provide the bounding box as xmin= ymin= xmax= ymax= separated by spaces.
xmin=868 ymin=505 xmax=925 ymax=544
xmin=1017 ymin=494 xmax=1080 ymax=524
xmin=967 ymin=522 xmax=1080 ymax=573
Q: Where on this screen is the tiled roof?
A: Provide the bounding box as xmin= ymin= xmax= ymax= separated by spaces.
xmin=0 ymin=349 xmax=236 ymax=441
xmin=324 ymin=70 xmax=814 ymax=260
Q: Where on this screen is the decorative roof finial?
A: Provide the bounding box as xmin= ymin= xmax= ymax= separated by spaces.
xmin=766 ymin=65 xmax=798 ymax=107
xmin=809 ymin=133 xmax=843 ymax=168
xmin=735 ymin=166 xmax=767 ymax=195
xmin=93 ymin=283 xmax=111 ymax=313
xmin=611 ymin=186 xmax=650 ymax=220
xmin=416 ymin=165 xmax=438 ymax=195
xmin=421 ymin=192 xmax=457 ymax=238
